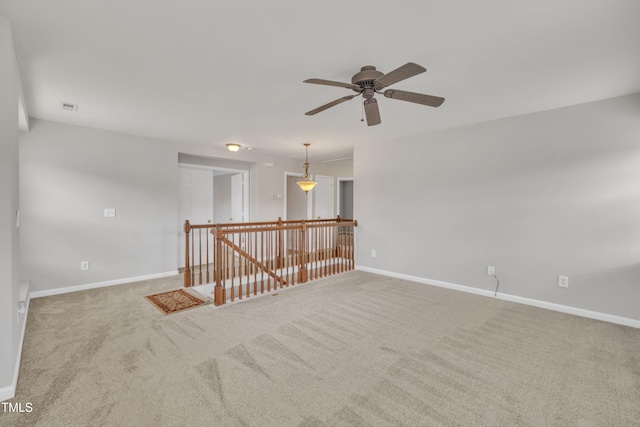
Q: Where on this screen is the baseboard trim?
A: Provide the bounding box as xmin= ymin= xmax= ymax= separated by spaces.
xmin=0 ymin=282 xmax=31 ymax=402
xmin=0 ymin=386 xmax=13 ymax=403
xmin=30 ymin=271 xmax=180 ymax=299
xmin=356 ymin=265 xmax=640 ymax=329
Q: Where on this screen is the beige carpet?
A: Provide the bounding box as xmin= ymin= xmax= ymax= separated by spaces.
xmin=2 ymin=271 xmax=639 ymax=426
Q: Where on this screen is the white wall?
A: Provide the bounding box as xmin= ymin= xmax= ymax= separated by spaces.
xmin=355 ymin=93 xmax=640 ymax=321
xmin=0 ymin=17 xmax=22 ymax=395
xmin=20 ymin=120 xmax=179 ymax=292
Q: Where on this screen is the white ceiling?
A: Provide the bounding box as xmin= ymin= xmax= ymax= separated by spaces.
xmin=2 ymin=0 xmax=640 ymax=162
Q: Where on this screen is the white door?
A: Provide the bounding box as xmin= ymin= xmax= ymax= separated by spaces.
xmin=178 ymin=166 xmax=213 ymax=267
xmin=230 ymin=173 xmax=244 ymax=223
xmin=313 ymin=175 xmax=334 ymax=219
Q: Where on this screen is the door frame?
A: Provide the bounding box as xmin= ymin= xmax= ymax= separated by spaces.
xmin=178 ymin=163 xmax=250 ymax=223
xmin=337 ymin=177 xmax=354 ymax=219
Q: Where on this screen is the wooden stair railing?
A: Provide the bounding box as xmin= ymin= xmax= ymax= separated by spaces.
xmin=183 ymin=217 xmax=358 ymax=305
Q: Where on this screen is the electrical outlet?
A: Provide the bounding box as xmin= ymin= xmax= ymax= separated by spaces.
xmin=104 ymin=208 xmax=116 ymax=218
xmin=80 ymin=261 xmax=90 ymax=271
xmin=487 ymin=265 xmax=495 ymax=276
xmin=558 ymin=276 xmax=569 ymax=288
xmin=370 ymin=249 xmax=376 ymax=258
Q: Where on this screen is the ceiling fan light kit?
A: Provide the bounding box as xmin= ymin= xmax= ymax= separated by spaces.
xmin=296 ymin=143 xmax=317 ymax=194
xmin=304 ymin=62 xmax=445 ymax=126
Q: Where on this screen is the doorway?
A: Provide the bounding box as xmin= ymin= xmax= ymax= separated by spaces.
xmin=337 ymin=178 xmax=354 ymax=219
xmin=178 ymin=164 xmax=249 ymax=267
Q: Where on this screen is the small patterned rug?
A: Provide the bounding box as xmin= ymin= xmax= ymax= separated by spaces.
xmin=145 ymin=289 xmax=208 ymax=315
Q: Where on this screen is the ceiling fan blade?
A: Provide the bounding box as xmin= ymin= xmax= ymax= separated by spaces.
xmin=305 ymin=95 xmax=357 ymax=116
xmin=304 ymin=78 xmax=361 ymax=91
xmin=383 ymin=89 xmax=445 ymax=107
xmin=363 ymin=98 xmax=381 ymax=126
xmin=374 ymin=62 xmax=426 ymax=89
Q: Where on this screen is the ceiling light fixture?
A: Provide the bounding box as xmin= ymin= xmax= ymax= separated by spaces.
xmin=296 ymin=143 xmax=317 ymax=194
xmin=226 ymin=143 xmax=241 ymax=152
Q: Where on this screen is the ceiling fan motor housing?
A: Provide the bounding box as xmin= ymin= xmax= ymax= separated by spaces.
xmin=351 ymin=65 xmax=383 ymax=92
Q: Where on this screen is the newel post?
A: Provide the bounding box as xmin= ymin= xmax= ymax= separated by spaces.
xmin=184 ymin=220 xmax=192 ymax=287
xmin=298 ymin=220 xmax=308 ymax=283
xmin=276 ymin=217 xmax=284 ymax=269
xmin=214 ymin=225 xmax=225 ymax=306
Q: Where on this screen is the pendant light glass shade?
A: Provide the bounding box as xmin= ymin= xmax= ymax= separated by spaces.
xmin=296 ymin=143 xmax=317 ymax=193
xmin=297 ymin=180 xmax=317 ymax=193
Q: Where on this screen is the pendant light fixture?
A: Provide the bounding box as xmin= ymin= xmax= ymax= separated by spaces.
xmin=296 ymin=143 xmax=317 ymax=193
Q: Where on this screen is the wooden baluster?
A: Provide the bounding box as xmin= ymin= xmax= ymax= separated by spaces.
xmin=351 ymin=222 xmax=357 ymax=270
xmin=324 ymin=226 xmax=328 ymax=277
xmin=335 ymin=225 xmax=339 ymax=274
xmin=272 ymin=228 xmax=277 ymax=290
xmin=260 ymin=231 xmax=265 ymax=294
xmin=184 ymin=220 xmax=192 ymax=287
xmin=318 ymin=226 xmax=323 ymax=278
xmin=327 ymin=225 xmax=332 ymax=277
xmin=267 ymin=230 xmax=272 ymax=292
xmin=234 ymin=233 xmax=240 ymax=300
xmin=283 ymin=229 xmax=288 ymax=286
xmin=282 ymin=227 xmax=286 ymax=286
xmin=312 ymin=226 xmax=317 ymax=280
xmin=198 ymin=228 xmax=203 ymax=285
xmin=281 ymin=228 xmax=285 ymax=286
xmin=339 ymin=226 xmax=345 ymax=274
xmin=253 ymin=231 xmax=257 ymax=295
xmin=291 ymin=228 xmax=296 ymax=286
xmin=328 ymin=225 xmax=333 ymax=276
xmin=214 ymin=225 xmax=224 ymax=306
xmin=245 ymin=233 xmax=250 ymax=298
xmin=313 ymin=227 xmax=320 ymax=279
xmin=298 ymin=221 xmax=308 ymax=284
xmin=332 ymin=225 xmax=337 ymax=276
xmin=206 ymin=227 xmax=210 ymax=283
xmin=288 ymin=229 xmax=293 ymax=286
xmin=191 ymin=225 xmax=195 ymax=286
xmin=225 ymin=237 xmax=236 ymax=302
xmin=239 ymin=233 xmax=244 ymax=300
xmin=295 ymin=228 xmax=298 ymax=284
xmin=221 ymin=230 xmax=227 ymax=303
xmin=346 ymin=225 xmax=350 ymax=271
xmin=276 ymin=217 xmax=284 ymax=269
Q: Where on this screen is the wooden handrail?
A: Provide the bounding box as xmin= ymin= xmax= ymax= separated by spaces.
xmin=187 ymin=216 xmax=352 ymax=230
xmin=183 ymin=217 xmax=358 ymax=306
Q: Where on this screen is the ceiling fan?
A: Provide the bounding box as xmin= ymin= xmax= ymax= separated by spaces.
xmin=304 ymin=62 xmax=445 ymax=126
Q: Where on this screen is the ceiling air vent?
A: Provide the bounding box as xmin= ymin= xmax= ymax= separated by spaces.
xmin=60 ymin=102 xmax=78 ymax=112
